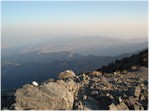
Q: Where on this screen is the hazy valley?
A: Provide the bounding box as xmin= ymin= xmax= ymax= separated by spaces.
xmin=1 ymin=36 xmax=148 ymax=90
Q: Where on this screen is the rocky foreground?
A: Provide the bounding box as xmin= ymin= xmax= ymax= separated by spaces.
xmin=2 ymin=67 xmax=148 ymax=110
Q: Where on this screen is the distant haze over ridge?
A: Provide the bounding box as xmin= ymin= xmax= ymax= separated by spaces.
xmin=1 ymin=35 xmax=148 ymax=49
xmin=1 ymin=35 xmax=148 ymax=57
xmin=2 ymin=1 xmax=148 ymax=48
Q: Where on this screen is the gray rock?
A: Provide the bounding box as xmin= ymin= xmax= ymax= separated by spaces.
xmin=140 ymin=106 xmax=144 ymax=110
xmin=82 ymin=74 xmax=87 ymax=81
xmin=119 ymin=97 xmax=123 ymax=102
xmin=134 ymin=104 xmax=140 ymax=110
xmin=90 ymin=77 xmax=100 ymax=82
xmin=140 ymin=94 xmax=145 ymax=100
xmin=58 ymin=70 xmax=76 ymax=79
xmin=134 ymin=87 xmax=141 ymax=97
xmin=91 ymin=91 xmax=99 ymax=96
xmin=100 ymin=76 xmax=112 ymax=88
xmin=116 ymin=102 xmax=129 ymax=110
xmin=75 ymin=101 xmax=84 ymax=110
xmin=128 ymin=96 xmax=135 ymax=106
xmin=90 ymin=86 xmax=94 ymax=90
xmin=83 ymin=95 xmax=87 ymax=100
xmin=89 ymin=71 xmax=102 ymax=77
xmin=32 ymin=81 xmax=38 ymax=87
xmin=135 ymin=97 xmax=139 ymax=101
xmin=140 ymin=83 xmax=145 ymax=87
xmin=12 ymin=82 xmax=74 ymax=110
xmin=109 ymin=103 xmax=117 ymax=110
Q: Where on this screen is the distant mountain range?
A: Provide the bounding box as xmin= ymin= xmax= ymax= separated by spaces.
xmin=2 ymin=47 xmax=147 ymax=90
xmin=1 ymin=36 xmax=148 ymax=90
xmin=2 ymin=36 xmax=148 ymax=56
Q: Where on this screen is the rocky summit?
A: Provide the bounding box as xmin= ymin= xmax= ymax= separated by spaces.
xmin=1 ymin=49 xmax=148 ymax=110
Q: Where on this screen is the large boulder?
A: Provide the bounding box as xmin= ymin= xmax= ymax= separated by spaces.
xmin=12 ymin=82 xmax=74 ymax=110
xmin=58 ymin=70 xmax=76 ymax=79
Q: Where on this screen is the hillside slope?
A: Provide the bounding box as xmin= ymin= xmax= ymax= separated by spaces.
xmin=2 ymin=51 xmax=132 ymax=90
xmin=97 ymin=49 xmax=148 ymax=73
xmin=1 ymin=49 xmax=148 ymax=110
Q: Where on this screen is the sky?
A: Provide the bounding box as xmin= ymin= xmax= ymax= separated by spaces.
xmin=1 ymin=1 xmax=148 ymax=48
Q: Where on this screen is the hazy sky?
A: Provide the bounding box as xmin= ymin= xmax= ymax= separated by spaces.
xmin=2 ymin=1 xmax=148 ymax=48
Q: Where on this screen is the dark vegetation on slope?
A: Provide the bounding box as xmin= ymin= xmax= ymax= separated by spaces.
xmin=97 ymin=49 xmax=148 ymax=73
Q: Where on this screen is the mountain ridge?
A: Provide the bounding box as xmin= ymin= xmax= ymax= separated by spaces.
xmin=2 ymin=36 xmax=148 ymax=56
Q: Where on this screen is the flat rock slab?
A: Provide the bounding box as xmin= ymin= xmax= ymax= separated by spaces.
xmin=13 ymin=82 xmax=74 ymax=110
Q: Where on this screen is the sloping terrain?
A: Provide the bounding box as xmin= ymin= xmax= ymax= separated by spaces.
xmin=1 ymin=49 xmax=148 ymax=110
xmin=1 ymin=51 xmax=132 ymax=90
xmin=97 ymin=49 xmax=148 ymax=73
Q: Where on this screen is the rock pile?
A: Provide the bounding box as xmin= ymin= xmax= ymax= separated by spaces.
xmin=2 ymin=67 xmax=148 ymax=110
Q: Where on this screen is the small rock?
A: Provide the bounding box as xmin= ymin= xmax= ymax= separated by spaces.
xmin=89 ymin=71 xmax=102 ymax=77
xmin=139 ymin=77 xmax=144 ymax=82
xmin=91 ymin=77 xmax=100 ymax=82
xmin=116 ymin=102 xmax=129 ymax=110
xmin=140 ymin=94 xmax=145 ymax=100
xmin=78 ymin=101 xmax=84 ymax=110
xmin=135 ymin=97 xmax=139 ymax=101
xmin=128 ymin=96 xmax=135 ymax=106
xmin=134 ymin=87 xmax=141 ymax=97
xmin=106 ymin=93 xmax=110 ymax=96
xmin=74 ymin=96 xmax=78 ymax=100
xmin=103 ymin=86 xmax=109 ymax=90
xmin=140 ymin=84 xmax=145 ymax=87
xmin=109 ymin=95 xmax=114 ymax=99
xmin=82 ymin=74 xmax=86 ymax=81
xmin=119 ymin=97 xmax=123 ymax=102
xmin=91 ymin=91 xmax=99 ymax=96
xmin=100 ymin=76 xmax=112 ymax=88
xmin=109 ymin=103 xmax=117 ymax=110
xmin=83 ymin=95 xmax=87 ymax=100
xmin=90 ymin=86 xmax=94 ymax=90
xmin=58 ymin=70 xmax=76 ymax=79
xmin=123 ymin=94 xmax=127 ymax=98
xmin=32 ymin=81 xmax=38 ymax=87
xmin=140 ymin=106 xmax=144 ymax=110
xmin=134 ymin=104 xmax=139 ymax=110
